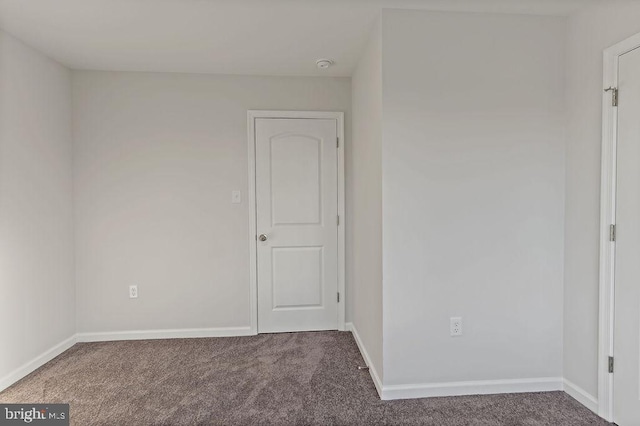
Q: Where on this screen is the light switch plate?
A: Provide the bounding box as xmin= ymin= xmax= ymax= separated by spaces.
xmin=231 ymin=190 xmax=241 ymax=204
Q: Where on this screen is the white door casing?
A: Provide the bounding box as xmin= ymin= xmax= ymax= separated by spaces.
xmin=247 ymin=111 xmax=345 ymax=334
xmin=600 ymin=32 xmax=640 ymax=424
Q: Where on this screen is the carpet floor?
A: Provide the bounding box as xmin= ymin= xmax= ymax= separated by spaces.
xmin=0 ymin=331 xmax=610 ymax=425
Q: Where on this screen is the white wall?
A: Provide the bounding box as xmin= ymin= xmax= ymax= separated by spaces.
xmin=564 ymin=0 xmax=640 ymax=400
xmin=72 ymin=71 xmax=351 ymax=333
xmin=381 ymin=10 xmax=566 ymax=386
xmin=0 ymin=31 xmax=74 ymax=380
xmin=350 ymin=19 xmax=384 ymax=382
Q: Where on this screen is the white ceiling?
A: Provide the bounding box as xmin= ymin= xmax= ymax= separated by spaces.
xmin=0 ymin=0 xmax=596 ymax=77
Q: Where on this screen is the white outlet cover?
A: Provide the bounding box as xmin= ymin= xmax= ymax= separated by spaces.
xmin=450 ymin=317 xmax=462 ymax=336
xmin=129 ymin=285 xmax=138 ymax=299
xmin=231 ymin=190 xmax=241 ymax=204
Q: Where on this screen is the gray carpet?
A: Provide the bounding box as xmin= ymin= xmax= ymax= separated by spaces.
xmin=0 ymin=331 xmax=610 ymax=425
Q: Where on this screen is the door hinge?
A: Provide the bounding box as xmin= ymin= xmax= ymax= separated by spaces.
xmin=337 ymin=215 xmax=340 ymax=226
xmin=337 ymin=137 xmax=339 ymax=148
xmin=609 ymin=356 xmax=614 ymax=373
xmin=610 ymin=224 xmax=616 ymax=242
xmin=605 ymin=87 xmax=618 ymax=107
xmin=337 ymin=292 xmax=340 ymax=303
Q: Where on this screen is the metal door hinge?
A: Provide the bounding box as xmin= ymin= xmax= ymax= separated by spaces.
xmin=337 ymin=292 xmax=340 ymax=303
xmin=610 ymin=224 xmax=616 ymax=242
xmin=337 ymin=215 xmax=340 ymax=226
xmin=609 ymin=356 xmax=614 ymax=373
xmin=337 ymin=137 xmax=339 ymax=148
xmin=605 ymin=87 xmax=618 ymax=107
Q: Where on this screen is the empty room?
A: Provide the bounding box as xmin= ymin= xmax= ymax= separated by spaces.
xmin=1 ymin=0 xmax=640 ymax=424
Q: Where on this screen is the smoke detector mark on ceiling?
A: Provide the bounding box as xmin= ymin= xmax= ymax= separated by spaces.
xmin=316 ymin=59 xmax=334 ymax=69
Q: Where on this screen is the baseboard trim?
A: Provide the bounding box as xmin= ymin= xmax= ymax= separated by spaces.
xmin=0 ymin=334 xmax=77 ymax=393
xmin=345 ymin=322 xmax=383 ymax=398
xmin=563 ymin=378 xmax=599 ymax=414
xmin=346 ymin=323 xmax=562 ymax=401
xmin=381 ymin=376 xmax=563 ymax=400
xmin=76 ymin=326 xmax=254 ymax=342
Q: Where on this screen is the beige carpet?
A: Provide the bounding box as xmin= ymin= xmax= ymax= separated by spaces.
xmin=0 ymin=331 xmax=610 ymax=425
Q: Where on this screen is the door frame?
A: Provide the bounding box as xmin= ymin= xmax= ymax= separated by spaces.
xmin=247 ymin=110 xmax=346 ymax=335
xmin=599 ymin=31 xmax=640 ymax=423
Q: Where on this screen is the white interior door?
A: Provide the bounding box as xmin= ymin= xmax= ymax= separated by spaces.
xmin=255 ymin=118 xmax=338 ymax=333
xmin=614 ymin=46 xmax=640 ymax=426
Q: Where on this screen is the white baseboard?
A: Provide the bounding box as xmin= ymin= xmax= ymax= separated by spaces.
xmin=345 ymin=322 xmax=383 ymax=397
xmin=76 ymin=326 xmax=254 ymax=342
xmin=381 ymin=377 xmax=563 ymax=400
xmin=563 ymin=378 xmax=599 ymax=415
xmin=346 ymin=323 xmax=563 ymax=401
xmin=0 ymin=334 xmax=77 ymax=393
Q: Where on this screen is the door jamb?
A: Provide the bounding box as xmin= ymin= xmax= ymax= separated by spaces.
xmin=599 ymin=32 xmax=640 ymax=422
xmin=247 ymin=110 xmax=346 ymax=335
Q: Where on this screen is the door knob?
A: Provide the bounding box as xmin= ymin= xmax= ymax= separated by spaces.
xmin=259 ymin=234 xmax=268 ymax=242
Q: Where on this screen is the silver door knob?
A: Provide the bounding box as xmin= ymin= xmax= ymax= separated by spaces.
xmin=259 ymin=234 xmax=268 ymax=241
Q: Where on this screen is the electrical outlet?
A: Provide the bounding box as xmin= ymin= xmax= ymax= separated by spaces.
xmin=129 ymin=285 xmax=138 ymax=299
xmin=450 ymin=317 xmax=462 ymax=336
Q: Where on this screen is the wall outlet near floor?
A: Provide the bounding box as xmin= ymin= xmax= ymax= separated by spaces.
xmin=450 ymin=317 xmax=462 ymax=336
xmin=129 ymin=285 xmax=138 ymax=299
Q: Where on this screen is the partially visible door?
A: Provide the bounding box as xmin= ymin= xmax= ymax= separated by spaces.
xmin=255 ymin=118 xmax=338 ymax=333
xmin=614 ymin=45 xmax=640 ymax=426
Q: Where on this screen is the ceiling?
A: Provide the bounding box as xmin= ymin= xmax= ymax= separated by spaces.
xmin=0 ymin=0 xmax=597 ymax=77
